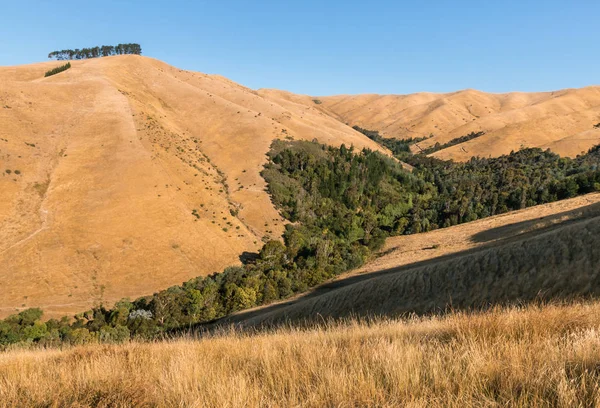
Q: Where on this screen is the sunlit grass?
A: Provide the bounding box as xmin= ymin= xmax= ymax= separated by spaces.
xmin=2 ymin=301 xmax=600 ymax=407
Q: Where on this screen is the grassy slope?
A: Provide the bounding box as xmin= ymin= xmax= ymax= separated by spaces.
xmin=218 ymin=194 xmax=600 ymax=328
xmin=2 ymin=301 xmax=600 ymax=407
xmin=316 ymin=87 xmax=600 ymax=161
xmin=0 ymin=56 xmax=384 ymax=318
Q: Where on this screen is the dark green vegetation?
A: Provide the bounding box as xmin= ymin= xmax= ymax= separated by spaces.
xmin=44 ymin=62 xmax=71 ymax=77
xmin=352 ymin=125 xmax=483 ymax=156
xmin=48 ymin=43 xmax=142 ymax=60
xmin=418 ymin=131 xmax=485 ymax=155
xmin=353 ymin=125 xmax=428 ymax=153
xmin=3 ymin=139 xmax=600 ymax=347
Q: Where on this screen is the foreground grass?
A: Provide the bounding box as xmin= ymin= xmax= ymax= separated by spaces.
xmin=2 ymin=302 xmax=600 ymax=407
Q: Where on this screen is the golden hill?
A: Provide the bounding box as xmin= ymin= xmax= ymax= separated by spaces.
xmin=318 ymin=87 xmax=600 ymax=160
xmin=0 ymin=55 xmax=384 ymax=318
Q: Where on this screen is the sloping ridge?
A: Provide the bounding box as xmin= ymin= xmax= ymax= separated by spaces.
xmin=317 ymin=88 xmax=600 ymax=161
xmin=219 ymin=200 xmax=600 ymax=328
xmin=0 ymin=55 xmax=385 ymax=318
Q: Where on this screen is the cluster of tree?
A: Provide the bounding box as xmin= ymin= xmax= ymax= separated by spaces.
xmin=48 ymin=44 xmax=141 ymax=60
xmin=0 ymin=308 xmax=130 ymax=346
xmin=44 ymin=62 xmax=71 ymax=77
xmin=352 ymin=126 xmax=485 ymax=156
xmin=403 ymin=147 xmax=600 ymax=230
xmin=418 ymin=131 xmax=485 ymax=155
xmin=3 ymin=140 xmax=600 ymax=347
xmin=353 ymin=125 xmax=428 ymax=153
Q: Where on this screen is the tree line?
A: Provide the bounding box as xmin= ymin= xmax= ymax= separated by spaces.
xmin=418 ymin=131 xmax=485 ymax=155
xmin=48 ymin=43 xmax=142 ymax=60
xmin=3 ymin=139 xmax=600 ymax=347
xmin=352 ymin=125 xmax=429 ymax=154
xmin=353 ymin=125 xmax=484 ymax=156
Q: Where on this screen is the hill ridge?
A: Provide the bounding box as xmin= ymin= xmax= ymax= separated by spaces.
xmin=318 ymin=86 xmax=600 ymax=160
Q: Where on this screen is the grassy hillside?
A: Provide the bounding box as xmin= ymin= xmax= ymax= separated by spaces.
xmin=3 ymin=56 xmax=600 ymax=319
xmin=3 ymin=141 xmax=600 ymax=346
xmin=317 ymin=87 xmax=600 ymax=161
xmin=223 ymin=200 xmax=600 ymax=328
xmin=357 ymin=193 xmax=600 ymax=275
xmin=2 ymin=301 xmax=600 ymax=407
xmin=0 ymin=55 xmax=383 ymax=318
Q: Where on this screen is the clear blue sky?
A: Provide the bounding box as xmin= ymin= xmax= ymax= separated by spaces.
xmin=1 ymin=0 xmax=598 ymax=95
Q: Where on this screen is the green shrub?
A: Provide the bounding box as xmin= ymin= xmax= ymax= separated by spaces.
xmin=44 ymin=62 xmax=71 ymax=77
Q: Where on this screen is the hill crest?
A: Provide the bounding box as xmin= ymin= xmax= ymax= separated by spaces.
xmin=318 ymin=86 xmax=600 ymax=160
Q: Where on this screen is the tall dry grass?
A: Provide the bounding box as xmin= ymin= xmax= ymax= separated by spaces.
xmin=2 ymin=301 xmax=600 ymax=407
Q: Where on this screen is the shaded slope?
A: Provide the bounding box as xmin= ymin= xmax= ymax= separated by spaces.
xmin=218 ymin=194 xmax=600 ymax=328
xmin=0 ymin=56 xmax=384 ymax=318
xmin=319 ymin=87 xmax=600 ymax=161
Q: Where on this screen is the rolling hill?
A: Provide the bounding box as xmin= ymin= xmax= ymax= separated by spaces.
xmin=0 ymin=55 xmax=384 ymax=318
xmin=317 ymin=87 xmax=600 ymax=161
xmin=3 ymin=55 xmax=600 ymax=320
xmin=3 ymin=57 xmax=600 ymax=408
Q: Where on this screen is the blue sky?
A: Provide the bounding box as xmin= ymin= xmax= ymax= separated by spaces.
xmin=1 ymin=0 xmax=598 ymax=95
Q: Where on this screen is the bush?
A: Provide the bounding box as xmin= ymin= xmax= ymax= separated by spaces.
xmin=44 ymin=62 xmax=71 ymax=77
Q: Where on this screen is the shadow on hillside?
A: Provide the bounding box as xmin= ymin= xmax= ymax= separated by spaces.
xmin=471 ymin=201 xmax=600 ymax=243
xmin=200 ymin=201 xmax=600 ymax=331
xmin=239 ymin=251 xmax=260 ymax=264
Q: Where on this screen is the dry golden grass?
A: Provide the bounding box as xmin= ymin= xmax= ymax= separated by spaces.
xmin=2 ymin=302 xmax=600 ymax=407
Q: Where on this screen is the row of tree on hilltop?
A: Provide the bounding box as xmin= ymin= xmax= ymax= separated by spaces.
xmin=48 ymin=43 xmax=142 ymax=60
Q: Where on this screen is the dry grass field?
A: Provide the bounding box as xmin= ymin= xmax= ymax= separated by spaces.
xmin=2 ymin=301 xmax=600 ymax=407
xmin=317 ymin=87 xmax=600 ymax=160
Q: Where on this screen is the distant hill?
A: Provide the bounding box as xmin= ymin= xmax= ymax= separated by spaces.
xmin=317 ymin=88 xmax=600 ymax=161
xmin=0 ymin=56 xmax=383 ymax=318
